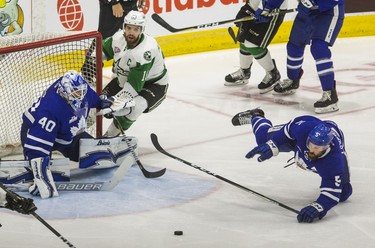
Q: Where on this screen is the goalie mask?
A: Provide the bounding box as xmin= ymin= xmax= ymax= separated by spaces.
xmin=57 ymin=70 xmax=88 ymax=110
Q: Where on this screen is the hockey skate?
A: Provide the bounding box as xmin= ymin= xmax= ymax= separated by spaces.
xmin=224 ymin=67 xmax=251 ymax=86
xmin=314 ymin=88 xmax=339 ymax=114
xmin=231 ymin=108 xmax=265 ymax=126
xmin=258 ymin=59 xmax=281 ymax=94
xmin=273 ymin=70 xmax=304 ymax=95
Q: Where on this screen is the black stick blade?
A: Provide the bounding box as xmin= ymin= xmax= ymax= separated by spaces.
xmin=136 ymin=159 xmax=166 ymax=178
xmin=151 ymin=14 xmax=180 ymax=33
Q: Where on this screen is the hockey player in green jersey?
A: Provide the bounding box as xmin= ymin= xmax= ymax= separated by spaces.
xmin=101 ymin=10 xmax=169 ymax=135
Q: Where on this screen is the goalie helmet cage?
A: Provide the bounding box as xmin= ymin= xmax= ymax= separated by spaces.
xmin=0 ymin=31 xmax=103 ymax=158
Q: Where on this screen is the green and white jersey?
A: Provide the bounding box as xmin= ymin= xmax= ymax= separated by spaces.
xmin=102 ymin=31 xmax=168 ymax=92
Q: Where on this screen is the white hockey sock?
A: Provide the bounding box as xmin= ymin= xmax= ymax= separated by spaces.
xmin=256 ymin=50 xmax=274 ymax=72
xmin=105 ymin=121 xmax=121 ymax=137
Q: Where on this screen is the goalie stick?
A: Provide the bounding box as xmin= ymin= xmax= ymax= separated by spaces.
xmin=152 ymin=8 xmax=297 ymax=33
xmin=150 ymin=133 xmax=299 ymax=214
xmin=113 ymin=117 xmax=166 ymax=178
xmin=0 ymin=183 xmax=77 ymax=248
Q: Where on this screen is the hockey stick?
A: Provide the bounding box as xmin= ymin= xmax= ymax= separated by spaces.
xmin=152 ymin=8 xmax=297 ymax=33
xmin=113 ymin=117 xmax=166 ymax=178
xmin=0 ymin=156 xmax=134 ymax=192
xmin=227 ymin=8 xmax=297 ymax=43
xmin=152 ymin=14 xmax=254 ymax=33
xmin=150 ymin=133 xmax=299 ymax=214
xmin=227 ymin=27 xmax=237 ymax=44
xmin=0 ymin=183 xmax=77 ymax=248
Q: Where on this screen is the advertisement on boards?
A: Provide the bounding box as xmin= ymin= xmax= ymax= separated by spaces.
xmin=0 ymin=0 xmax=31 ymax=36
xmin=43 ymin=0 xmax=246 ymax=36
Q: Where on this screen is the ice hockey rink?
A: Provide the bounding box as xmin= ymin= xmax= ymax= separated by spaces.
xmin=1 ymin=36 xmax=375 ymax=248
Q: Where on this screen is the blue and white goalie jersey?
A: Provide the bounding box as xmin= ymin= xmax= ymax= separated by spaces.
xmin=22 ymin=79 xmax=101 ymax=160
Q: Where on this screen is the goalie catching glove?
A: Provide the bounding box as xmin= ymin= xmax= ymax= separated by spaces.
xmin=97 ymin=95 xmax=135 ymax=116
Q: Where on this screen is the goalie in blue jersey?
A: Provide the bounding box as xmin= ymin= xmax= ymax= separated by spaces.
xmin=19 ymin=70 xmax=131 ymax=199
xmin=232 ymin=108 xmax=352 ymax=223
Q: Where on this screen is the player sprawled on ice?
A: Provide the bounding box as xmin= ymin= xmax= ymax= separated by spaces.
xmin=100 ymin=10 xmax=169 ymax=136
xmin=0 ymin=183 xmax=36 ymax=215
xmin=4 ymin=70 xmax=135 ymax=199
xmin=225 ymin=0 xmax=287 ymax=93
xmin=232 ymin=108 xmax=352 ymax=223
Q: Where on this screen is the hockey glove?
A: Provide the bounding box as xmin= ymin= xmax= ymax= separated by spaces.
xmin=97 ymin=95 xmax=135 ymax=116
xmin=235 ymin=4 xmax=253 ymax=27
xmin=297 ymin=202 xmax=327 ymax=223
xmin=5 ymin=192 xmax=37 ymax=215
xmin=254 ymin=8 xmax=271 ymax=24
xmin=246 ymin=140 xmax=279 ymax=162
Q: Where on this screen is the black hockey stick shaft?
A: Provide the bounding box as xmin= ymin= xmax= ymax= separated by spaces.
xmin=152 ymin=8 xmax=297 ymax=33
xmin=113 ymin=117 xmax=166 ymax=178
xmin=32 ymin=212 xmax=77 ymax=248
xmin=152 ymin=14 xmax=254 ymax=33
xmin=150 ymin=134 xmax=299 ymax=214
xmin=0 ymin=184 xmax=77 ymax=247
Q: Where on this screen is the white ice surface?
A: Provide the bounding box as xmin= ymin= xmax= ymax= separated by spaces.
xmin=1 ymin=36 xmax=375 ymax=248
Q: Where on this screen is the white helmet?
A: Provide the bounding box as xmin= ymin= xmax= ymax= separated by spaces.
xmin=57 ymin=70 xmax=88 ymax=110
xmin=123 ymin=10 xmax=146 ymax=33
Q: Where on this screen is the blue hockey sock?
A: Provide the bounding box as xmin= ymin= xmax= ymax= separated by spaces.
xmin=286 ymin=42 xmax=305 ymax=80
xmin=311 ymin=39 xmax=335 ymax=90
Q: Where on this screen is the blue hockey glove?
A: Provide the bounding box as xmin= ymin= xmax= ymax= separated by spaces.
xmin=254 ymin=8 xmax=271 ymax=23
xmin=297 ymin=202 xmax=327 ymax=223
xmin=100 ymin=94 xmax=115 ymax=109
xmin=246 ymin=140 xmax=279 ymax=162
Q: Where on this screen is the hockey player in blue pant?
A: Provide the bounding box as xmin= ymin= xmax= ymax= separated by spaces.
xmin=19 ymin=70 xmax=128 ymax=198
xmin=256 ymin=0 xmax=344 ymax=113
xmin=232 ymin=108 xmax=352 ymax=223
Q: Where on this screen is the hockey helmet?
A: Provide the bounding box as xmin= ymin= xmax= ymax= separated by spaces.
xmin=123 ymin=10 xmax=146 ymax=33
xmin=57 ymin=70 xmax=88 ymax=109
xmin=307 ymin=124 xmax=334 ymax=148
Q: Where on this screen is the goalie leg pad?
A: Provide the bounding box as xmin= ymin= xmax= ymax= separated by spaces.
xmin=79 ymin=136 xmax=138 ymax=169
xmin=29 ymin=157 xmax=58 ymax=199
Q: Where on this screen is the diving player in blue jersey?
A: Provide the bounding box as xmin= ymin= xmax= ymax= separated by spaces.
xmin=232 ymin=108 xmax=352 ymax=223
xmin=19 ymin=70 xmax=126 ymax=198
xmin=256 ymin=0 xmax=344 ymax=113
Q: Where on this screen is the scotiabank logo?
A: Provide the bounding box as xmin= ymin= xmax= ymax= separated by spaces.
xmin=57 ymin=0 xmax=84 ymax=31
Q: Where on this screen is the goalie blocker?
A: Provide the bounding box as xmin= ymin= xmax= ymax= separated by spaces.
xmin=0 ymin=136 xmax=137 ymax=197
